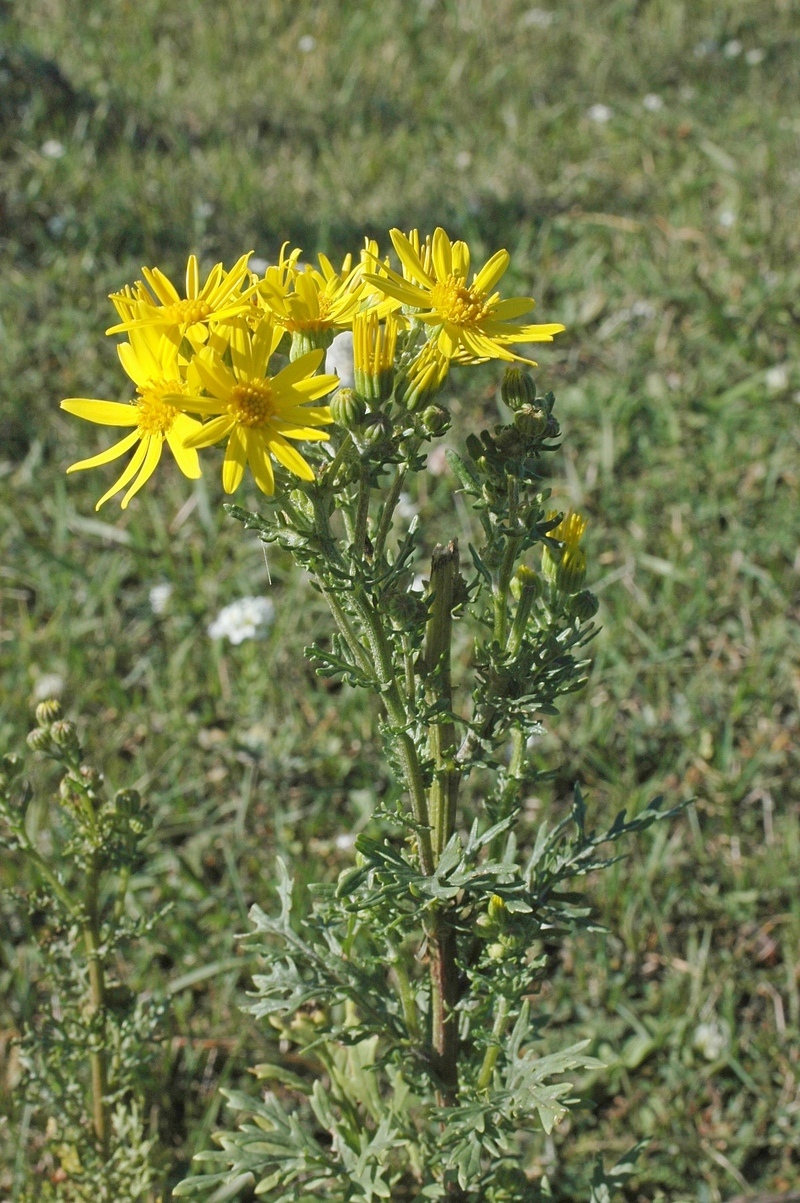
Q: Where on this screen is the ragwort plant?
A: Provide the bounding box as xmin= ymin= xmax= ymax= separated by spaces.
xmin=60 ymin=229 xmax=681 ymax=1202
xmin=1 ymin=703 xmax=162 ymax=1201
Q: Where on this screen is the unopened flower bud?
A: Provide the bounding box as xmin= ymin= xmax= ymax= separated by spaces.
xmin=555 ymin=547 xmax=587 ymax=594
xmin=487 ymin=894 xmax=507 ymax=923
xmin=35 ymin=699 xmax=62 ymax=726
xmin=361 ymin=411 xmax=392 ymax=449
xmin=330 ymin=387 xmax=367 ymax=430
xmin=27 ymin=727 xmax=52 ymax=752
xmin=386 ymin=591 xmax=428 ymax=625
xmin=50 ymin=720 xmax=78 ymax=750
xmin=513 ymin=404 xmax=548 ymax=439
xmin=510 ymin=565 xmax=543 ymax=603
xmin=420 ymin=404 xmax=450 ymax=437
xmin=501 ymin=368 xmax=537 ymax=411
xmin=568 ymin=589 xmax=599 ymax=621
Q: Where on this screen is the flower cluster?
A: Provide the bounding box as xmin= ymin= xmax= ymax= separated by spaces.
xmin=61 ymin=229 xmax=564 ymax=508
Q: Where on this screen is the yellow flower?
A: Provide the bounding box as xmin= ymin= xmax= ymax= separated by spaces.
xmin=541 ymin=510 xmax=587 ymax=594
xmin=353 ymin=311 xmax=398 ymax=402
xmin=181 ymin=319 xmax=338 ymax=495
xmin=61 ymin=328 xmax=202 ymax=510
xmin=106 ymin=252 xmax=256 ymax=342
xmin=363 ymin=227 xmax=565 ymax=366
xmin=395 ymin=341 xmax=450 ymax=412
xmin=258 ymin=253 xmax=366 ymax=354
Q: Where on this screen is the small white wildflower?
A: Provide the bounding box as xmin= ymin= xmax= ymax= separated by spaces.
xmin=33 ymin=673 xmax=64 ymax=702
xmin=630 ymin=300 xmax=656 ymax=319
xmin=587 ymin=103 xmax=613 ymax=124
xmin=766 ymin=365 xmax=789 ymax=392
xmin=519 ymin=8 xmax=554 ymax=27
xmin=208 ymin=597 xmax=275 ymax=645
xmin=718 ymin=209 xmax=736 ymax=229
xmin=455 ymin=150 xmax=472 ymax=170
xmin=41 ymin=139 xmax=65 ymax=159
xmin=249 ymin=256 xmax=269 ymax=276
xmin=335 ymin=833 xmax=357 ymax=851
xmin=149 ymin=583 xmax=173 ymax=615
xmin=643 ymin=93 xmax=664 ymax=112
xmin=693 ymin=1020 xmax=730 ymax=1062
xmin=298 ymin=34 xmax=316 ymax=52
xmin=723 ymin=39 xmax=742 ymax=58
xmin=745 ymin=47 xmax=766 ymax=65
xmin=325 ymin=330 xmax=355 ymax=388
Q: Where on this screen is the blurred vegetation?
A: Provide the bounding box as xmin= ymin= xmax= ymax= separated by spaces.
xmin=1 ymin=0 xmax=799 ymax=1199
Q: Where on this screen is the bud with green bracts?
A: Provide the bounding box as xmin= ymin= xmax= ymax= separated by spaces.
xmin=50 ymin=720 xmax=79 ymax=753
xmin=513 ymin=404 xmax=548 ymax=439
xmin=420 ymin=404 xmax=450 ymax=437
xmin=395 ymin=343 xmax=449 ymax=412
xmin=27 ymin=727 xmax=53 ymax=752
xmin=35 ymin=699 xmax=62 ymax=726
xmin=330 ymin=387 xmax=367 ymax=430
xmin=289 ymin=328 xmax=334 ymax=360
xmin=568 ymin=589 xmax=599 ymax=621
xmin=501 ymin=367 xmax=537 ymax=411
xmin=361 ymin=411 xmax=393 ymax=449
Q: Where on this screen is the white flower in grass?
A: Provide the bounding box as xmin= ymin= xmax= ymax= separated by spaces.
xmin=208 ymin=597 xmax=275 ymax=645
xmin=745 ymin=48 xmax=766 ymax=65
xmin=766 ymin=365 xmax=789 ymax=392
xmin=149 ymin=583 xmax=173 ymax=615
xmin=718 ymin=209 xmax=736 ymax=229
xmin=642 ymin=93 xmax=664 ymax=112
xmin=587 ymin=103 xmax=613 ymax=124
xmin=723 ymin=39 xmax=742 ymax=58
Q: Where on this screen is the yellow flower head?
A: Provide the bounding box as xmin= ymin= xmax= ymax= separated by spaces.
xmin=258 ymin=252 xmax=365 ymax=353
xmin=106 ymin=252 xmax=256 ymax=343
xmin=395 ymin=341 xmax=450 ymax=412
xmin=363 ymin=227 xmax=564 ymax=366
xmin=61 ymin=328 xmax=203 ymax=510
xmin=541 ymin=510 xmax=588 ymax=594
xmin=353 ymin=311 xmax=398 ymax=402
xmin=180 ymin=318 xmax=338 ymax=495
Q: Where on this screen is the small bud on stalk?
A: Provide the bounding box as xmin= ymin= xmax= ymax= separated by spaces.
xmin=513 ymin=404 xmax=548 ymax=439
xmin=27 ymin=727 xmax=53 ymax=752
xmin=420 ymin=404 xmax=450 ymax=437
xmin=330 ymin=387 xmax=367 ymax=430
xmin=361 ymin=411 xmax=392 ymax=449
xmin=568 ymin=589 xmax=599 ymax=621
xmin=35 ymin=699 xmax=62 ymax=726
xmin=501 ymin=367 xmax=537 ymax=411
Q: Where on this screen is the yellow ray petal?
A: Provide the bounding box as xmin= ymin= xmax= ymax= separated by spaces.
xmin=186 ymin=254 xmax=199 ymax=300
xmin=61 ymin=399 xmax=139 ymax=426
xmin=504 ymin=321 xmax=566 ymax=342
xmin=222 ymin=427 xmax=247 ymax=493
xmin=95 ymin=435 xmax=149 ymax=509
xmin=472 ymin=249 xmax=510 ymax=295
xmin=272 ymin=404 xmax=332 ymax=426
xmin=270 ymin=349 xmax=325 ymax=388
xmin=451 ymin=239 xmax=471 ymax=279
xmin=431 ymin=228 xmax=453 ymax=281
xmin=246 ymin=430 xmax=275 ymax=495
xmin=166 ymin=414 xmax=203 ymax=479
xmin=183 ymin=414 xmax=235 ymax=450
xmin=270 ymin=420 xmax=330 ymax=441
xmin=121 ymin=436 xmax=163 ymax=509
xmin=194 ymin=355 xmax=236 ymax=401
xmin=389 ymin=229 xmax=434 ymax=288
xmin=281 ymin=374 xmax=339 ymax=402
xmin=142 ymin=266 xmax=181 ymax=306
xmin=117 ymin=341 xmax=149 ymax=388
xmin=490 ymin=296 xmax=535 ymax=321
xmin=66 ymin=429 xmax=140 ymax=473
xmin=361 ymin=273 xmax=430 ymax=310
xmin=265 ymin=432 xmax=315 ymax=481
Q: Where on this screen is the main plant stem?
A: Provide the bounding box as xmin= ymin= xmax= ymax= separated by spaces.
xmin=83 ymin=858 xmax=109 ymax=1158
xmin=424 ymin=541 xmax=462 ymax=1103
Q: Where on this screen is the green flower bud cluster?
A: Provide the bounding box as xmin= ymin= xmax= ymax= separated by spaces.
xmin=330 ymin=387 xmax=367 ymax=430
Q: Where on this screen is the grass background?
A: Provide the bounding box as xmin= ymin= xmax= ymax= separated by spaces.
xmin=1 ymin=0 xmax=799 ymax=1198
